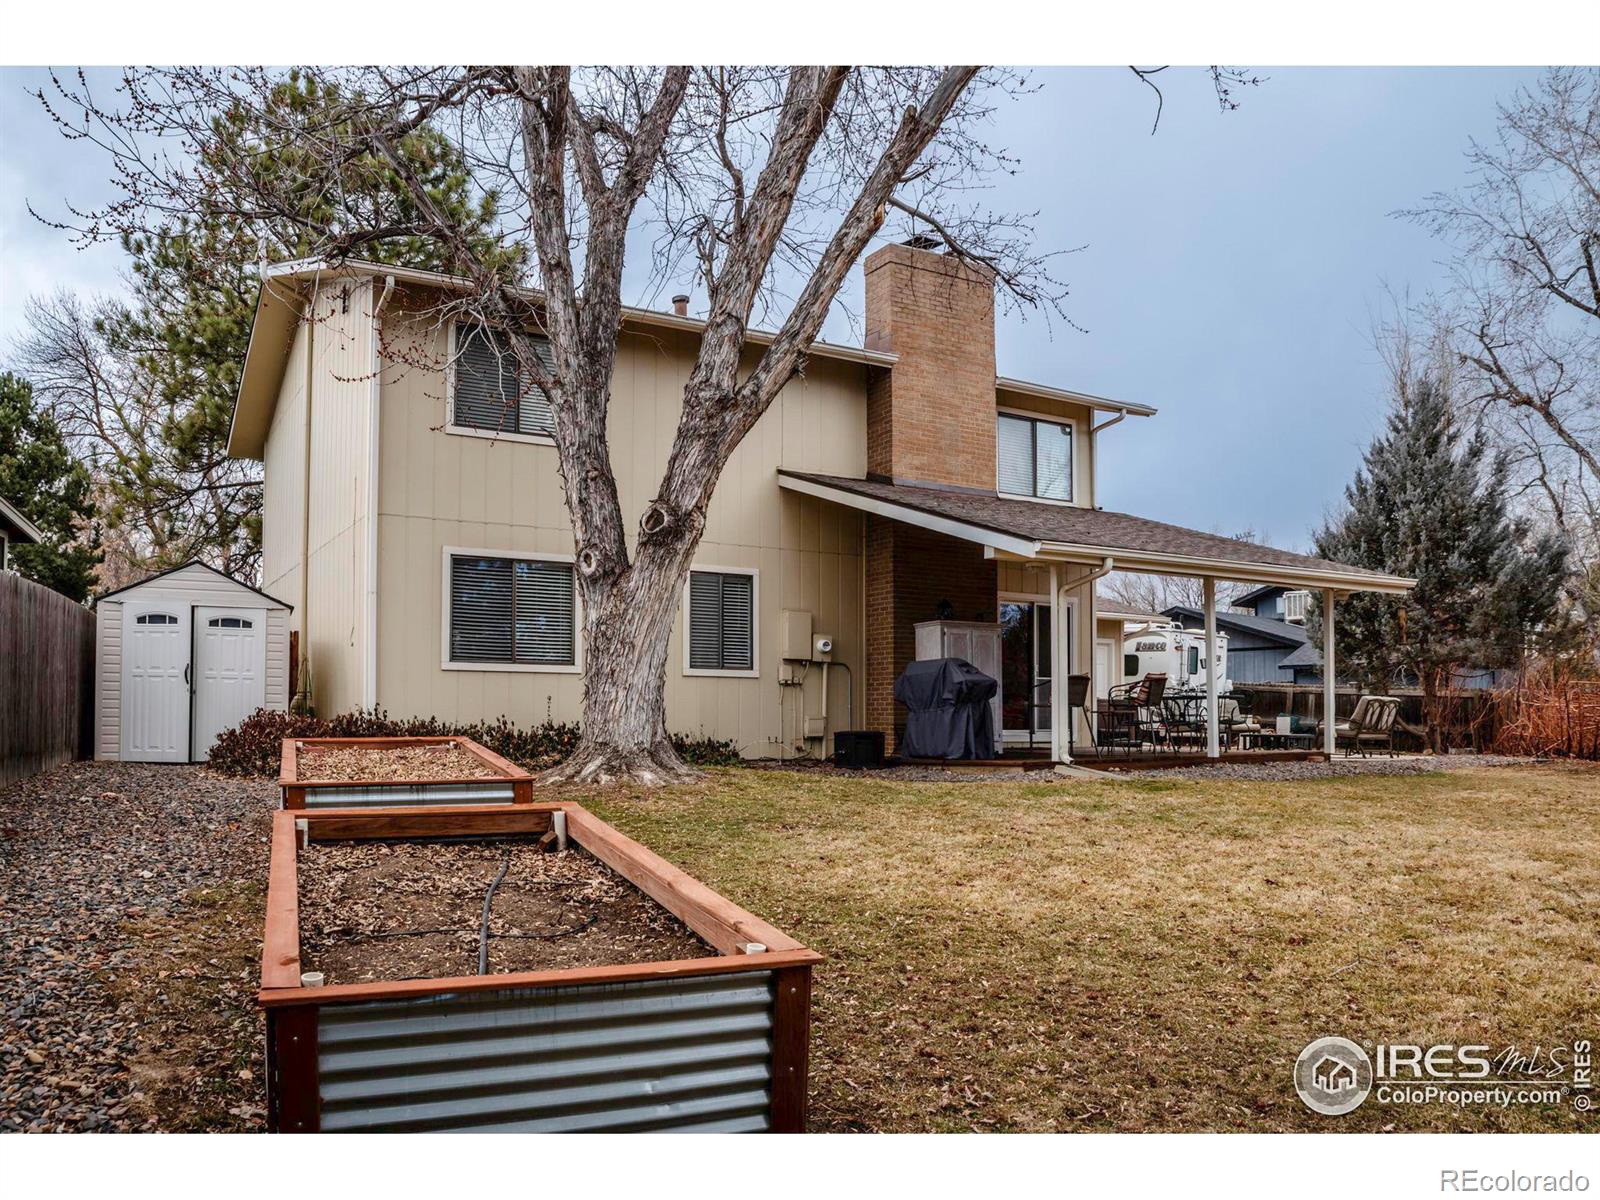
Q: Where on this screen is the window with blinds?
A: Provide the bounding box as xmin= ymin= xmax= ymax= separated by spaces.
xmin=687 ymin=570 xmax=755 ymax=672
xmin=448 ymin=554 xmax=576 ymax=666
xmin=996 ymin=413 xmax=1072 ymax=501
xmin=452 ymin=324 xmax=556 ymax=437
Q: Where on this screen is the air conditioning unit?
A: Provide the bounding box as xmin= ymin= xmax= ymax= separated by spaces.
xmin=1283 ymin=590 xmax=1310 ymax=624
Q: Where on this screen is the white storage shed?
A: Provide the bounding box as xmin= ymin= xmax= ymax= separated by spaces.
xmin=95 ymin=561 xmax=292 ymax=762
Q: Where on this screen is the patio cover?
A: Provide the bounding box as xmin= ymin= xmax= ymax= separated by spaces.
xmin=776 ymin=471 xmax=1414 ymax=593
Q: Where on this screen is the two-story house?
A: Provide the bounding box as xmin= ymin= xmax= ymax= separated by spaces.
xmin=224 ymin=239 xmax=1413 ymax=762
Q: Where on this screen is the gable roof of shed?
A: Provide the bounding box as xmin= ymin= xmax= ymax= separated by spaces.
xmin=95 ymin=559 xmax=294 ymax=609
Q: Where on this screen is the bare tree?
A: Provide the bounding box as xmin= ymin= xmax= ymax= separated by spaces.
xmin=1402 ymin=68 xmax=1600 ymax=560
xmin=35 ymin=65 xmax=1247 ymax=783
xmin=12 ymin=291 xmax=262 ymax=581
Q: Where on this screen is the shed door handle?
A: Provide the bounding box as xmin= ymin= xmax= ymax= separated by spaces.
xmin=184 ymin=663 xmax=191 ymax=688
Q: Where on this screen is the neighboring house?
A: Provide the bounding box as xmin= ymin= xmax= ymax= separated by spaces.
xmin=1171 ymin=584 xmax=1504 ymax=690
xmin=0 ymin=495 xmax=44 ymax=573
xmin=226 ymin=240 xmax=1411 ymax=761
xmin=1164 ymin=591 xmax=1314 ymax=685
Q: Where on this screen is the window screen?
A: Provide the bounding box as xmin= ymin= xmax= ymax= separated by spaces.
xmin=453 ymin=325 xmax=556 ymax=437
xmin=688 ymin=571 xmax=755 ymax=672
xmin=449 ymin=555 xmax=575 ymax=666
xmin=996 ymin=413 xmax=1072 ymax=501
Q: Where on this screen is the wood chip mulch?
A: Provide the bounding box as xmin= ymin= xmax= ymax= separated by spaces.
xmin=297 ymin=840 xmax=713 ymax=984
xmin=296 ymin=743 xmax=504 ymax=782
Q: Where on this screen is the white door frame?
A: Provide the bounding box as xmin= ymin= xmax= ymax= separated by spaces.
xmin=121 ymin=601 xmax=192 ymax=762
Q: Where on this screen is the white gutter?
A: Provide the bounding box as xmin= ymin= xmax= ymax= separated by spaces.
xmin=363 ymin=274 xmax=395 ymax=709
xmin=1034 ymin=541 xmax=1415 ymax=595
xmin=261 ymin=258 xmax=899 ymax=368
xmin=996 ymin=376 xmax=1158 ymax=418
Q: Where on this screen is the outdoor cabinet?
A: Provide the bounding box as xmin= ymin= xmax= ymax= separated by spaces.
xmin=913 ymin=620 xmax=1003 ymax=752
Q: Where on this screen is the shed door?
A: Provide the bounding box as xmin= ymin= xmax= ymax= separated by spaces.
xmin=122 ymin=603 xmax=191 ymax=762
xmin=192 ymin=607 xmax=266 ymax=759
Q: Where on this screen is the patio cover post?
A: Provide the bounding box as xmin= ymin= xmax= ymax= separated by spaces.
xmin=1323 ymin=589 xmax=1337 ymax=757
xmin=1049 ymin=564 xmax=1066 ymax=764
xmin=1203 ymin=577 xmax=1220 ymax=759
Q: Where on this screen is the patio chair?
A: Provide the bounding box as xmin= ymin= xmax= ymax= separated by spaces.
xmin=1099 ymin=673 xmax=1168 ymax=753
xmin=1317 ymin=695 xmax=1401 ymax=757
xmin=1217 ymin=695 xmax=1262 ymax=751
xmin=1159 ymin=694 xmax=1206 ymax=752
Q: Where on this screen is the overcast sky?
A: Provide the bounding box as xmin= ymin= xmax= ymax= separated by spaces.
xmin=0 ymin=66 xmax=1545 ymax=551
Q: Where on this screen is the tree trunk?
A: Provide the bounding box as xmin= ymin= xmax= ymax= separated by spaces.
xmin=1421 ymin=668 xmax=1444 ymax=755
xmin=540 ymin=529 xmax=702 ymax=788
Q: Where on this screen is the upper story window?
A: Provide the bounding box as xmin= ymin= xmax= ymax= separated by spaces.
xmin=446 ymin=551 xmax=577 ymax=670
xmin=685 ymin=569 xmax=757 ymax=676
xmin=997 ymin=413 xmax=1072 ymax=502
xmin=452 ymin=324 xmax=556 ymax=439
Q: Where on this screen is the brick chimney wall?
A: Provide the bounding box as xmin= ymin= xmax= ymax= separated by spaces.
xmin=863 ymin=242 xmax=997 ymax=491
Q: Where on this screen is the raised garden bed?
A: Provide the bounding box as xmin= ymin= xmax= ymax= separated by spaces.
xmin=259 ymin=803 xmax=820 ymax=1133
xmin=279 ymin=736 xmax=534 ymax=809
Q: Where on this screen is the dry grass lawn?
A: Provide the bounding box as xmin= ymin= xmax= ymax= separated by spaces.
xmin=582 ymin=764 xmax=1600 ymax=1132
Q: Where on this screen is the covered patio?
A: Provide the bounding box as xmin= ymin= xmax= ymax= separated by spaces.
xmin=777 ymin=470 xmax=1416 ymax=768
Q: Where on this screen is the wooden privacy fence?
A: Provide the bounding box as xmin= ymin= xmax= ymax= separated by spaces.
xmin=1239 ymin=683 xmax=1497 ymax=752
xmin=0 ymin=572 xmax=95 ymax=786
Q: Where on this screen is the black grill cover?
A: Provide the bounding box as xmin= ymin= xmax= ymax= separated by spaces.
xmin=893 ymin=657 xmax=999 ymax=760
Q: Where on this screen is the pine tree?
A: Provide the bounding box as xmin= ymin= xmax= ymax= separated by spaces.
xmin=1314 ymin=375 xmax=1569 ymax=750
xmin=0 ymin=372 xmax=101 ymax=602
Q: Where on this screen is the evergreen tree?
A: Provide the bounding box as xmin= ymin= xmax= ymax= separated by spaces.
xmin=24 ymin=73 xmax=510 ymax=581
xmin=0 ymin=372 xmax=100 ymax=601
xmin=1314 ymin=375 xmax=1569 ymax=750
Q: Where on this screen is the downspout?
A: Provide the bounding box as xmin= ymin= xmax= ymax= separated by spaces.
xmin=1089 ymin=410 xmax=1125 ymax=510
xmin=363 ymin=274 xmax=394 ymax=711
xmin=292 ymin=283 xmax=318 ymax=714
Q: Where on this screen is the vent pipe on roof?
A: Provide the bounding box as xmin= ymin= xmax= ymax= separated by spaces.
xmin=671 ymin=294 xmax=690 ymax=317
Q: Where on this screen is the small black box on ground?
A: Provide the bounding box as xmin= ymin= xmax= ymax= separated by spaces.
xmin=833 ymin=730 xmax=886 ymax=769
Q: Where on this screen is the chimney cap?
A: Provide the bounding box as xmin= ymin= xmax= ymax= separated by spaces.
xmin=902 ymin=233 xmax=942 ymax=251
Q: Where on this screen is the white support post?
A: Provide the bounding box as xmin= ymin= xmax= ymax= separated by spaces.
xmin=1323 ymin=589 xmax=1337 ymax=757
xmin=1049 ymin=564 xmax=1065 ymax=764
xmin=1203 ymin=577 xmax=1220 ymax=759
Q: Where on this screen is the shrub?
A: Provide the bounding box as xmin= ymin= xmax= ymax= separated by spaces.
xmin=207 ymin=708 xmax=739 ymax=776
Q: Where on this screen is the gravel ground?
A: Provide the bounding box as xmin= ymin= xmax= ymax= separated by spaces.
xmin=1112 ymin=752 xmax=1539 ymax=781
xmin=753 ymin=752 xmax=1541 ymax=784
xmin=0 ymin=761 xmax=274 ymax=1133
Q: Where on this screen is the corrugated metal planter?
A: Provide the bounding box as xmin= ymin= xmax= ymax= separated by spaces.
xmin=258 ymin=803 xmax=820 ymax=1133
xmin=279 ymin=736 xmax=535 ymax=809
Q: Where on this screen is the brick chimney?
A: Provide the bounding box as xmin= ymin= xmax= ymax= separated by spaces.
xmin=863 ymin=240 xmax=997 ymax=491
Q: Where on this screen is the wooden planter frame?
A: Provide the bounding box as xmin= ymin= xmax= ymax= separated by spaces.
xmin=260 ymin=803 xmax=820 ymax=1133
xmin=279 ymin=736 xmax=535 ymax=809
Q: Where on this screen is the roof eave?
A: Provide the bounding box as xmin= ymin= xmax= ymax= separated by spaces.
xmin=1037 ymin=541 xmax=1415 ymax=595
xmin=0 ymin=496 xmax=46 ymax=543
xmin=995 ymin=376 xmax=1158 ymax=418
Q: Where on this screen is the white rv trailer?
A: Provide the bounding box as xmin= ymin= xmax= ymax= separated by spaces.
xmin=1119 ymin=621 xmax=1231 ymax=695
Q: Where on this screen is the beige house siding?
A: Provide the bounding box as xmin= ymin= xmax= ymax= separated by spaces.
xmin=373 ymin=310 xmax=868 ymax=754
xmin=260 ymin=281 xmax=375 ymax=715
